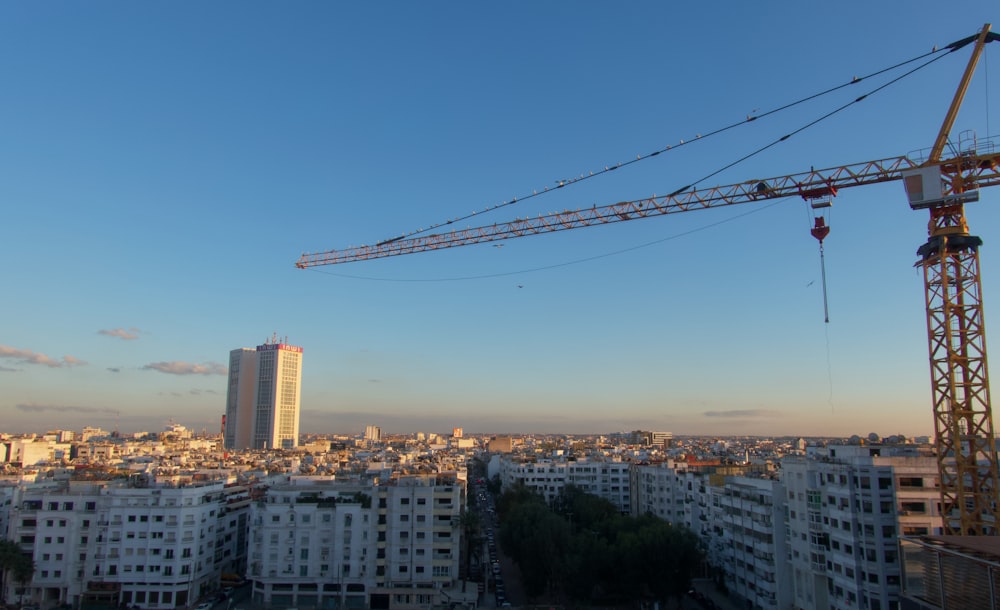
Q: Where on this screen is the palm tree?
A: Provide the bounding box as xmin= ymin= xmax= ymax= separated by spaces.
xmin=0 ymin=539 xmax=34 ymax=606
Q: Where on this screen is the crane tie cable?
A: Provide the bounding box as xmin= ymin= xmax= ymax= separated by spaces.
xmin=375 ymin=42 xmax=957 ymax=246
xmin=668 ymin=49 xmax=957 ymax=196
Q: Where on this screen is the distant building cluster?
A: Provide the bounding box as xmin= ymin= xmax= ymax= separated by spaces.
xmin=0 ymin=424 xmax=990 ymax=610
xmin=0 ymin=424 xmax=474 ymax=610
xmin=488 ymin=434 xmax=961 ymax=610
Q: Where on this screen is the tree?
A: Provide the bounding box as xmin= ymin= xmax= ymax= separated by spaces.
xmin=457 ymin=509 xmax=481 ymax=581
xmin=0 ymin=540 xmax=34 ymax=606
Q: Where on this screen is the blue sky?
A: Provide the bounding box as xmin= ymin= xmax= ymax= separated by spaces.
xmin=2 ymin=2 xmax=999 ymax=437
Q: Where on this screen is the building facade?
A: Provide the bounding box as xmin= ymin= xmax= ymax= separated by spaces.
xmin=784 ymin=445 xmax=941 ymax=610
xmin=224 ymin=337 xmax=303 ymax=451
xmin=247 ymin=475 xmax=470 ymax=610
xmin=5 ymin=480 xmax=251 ymax=609
xmin=499 ymin=458 xmax=631 ymax=513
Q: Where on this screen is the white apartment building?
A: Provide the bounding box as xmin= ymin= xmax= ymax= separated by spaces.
xmin=248 ymin=475 xmax=471 ymax=610
xmin=627 ymin=447 xmax=941 ymax=610
xmin=5 ymin=479 xmax=251 ymax=609
xmin=629 ymin=461 xmax=689 ymax=524
xmin=225 ymin=336 xmax=303 ymax=451
xmin=783 ymin=445 xmax=940 ymax=610
xmin=708 ymin=476 xmax=791 ymax=610
xmin=1 ymin=439 xmax=55 ymax=466
xmin=499 ymin=458 xmax=631 ymax=513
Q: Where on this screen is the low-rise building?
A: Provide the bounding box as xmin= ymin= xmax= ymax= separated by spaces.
xmin=5 ymin=479 xmax=251 ymax=609
xmin=248 ymin=474 xmax=472 ymax=610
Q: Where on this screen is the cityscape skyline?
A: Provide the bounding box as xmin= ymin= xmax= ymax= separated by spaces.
xmin=0 ymin=426 xmax=957 ymax=609
xmin=3 ymin=4 xmax=999 ymax=438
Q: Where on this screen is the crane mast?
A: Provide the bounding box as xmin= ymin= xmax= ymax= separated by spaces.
xmin=914 ymin=23 xmax=999 ymax=535
xmin=298 ymin=25 xmax=1000 ymax=535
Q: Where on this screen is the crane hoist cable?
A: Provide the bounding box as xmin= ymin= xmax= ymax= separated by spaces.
xmin=803 ymin=187 xmax=836 ymax=324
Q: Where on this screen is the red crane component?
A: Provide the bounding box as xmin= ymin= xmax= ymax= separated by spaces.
xmin=800 ymin=184 xmax=838 ymax=201
xmin=810 ymin=217 xmax=830 ymax=243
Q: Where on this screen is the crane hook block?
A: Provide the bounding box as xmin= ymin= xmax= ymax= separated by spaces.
xmin=811 ymin=217 xmax=830 ymax=243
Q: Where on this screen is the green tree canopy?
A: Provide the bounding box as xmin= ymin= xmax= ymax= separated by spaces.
xmin=497 ymin=484 xmax=703 ymax=606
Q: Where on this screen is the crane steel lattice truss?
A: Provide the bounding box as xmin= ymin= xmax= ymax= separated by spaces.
xmin=298 ymin=26 xmax=1000 ymax=535
xmin=919 ymin=24 xmax=999 ymax=535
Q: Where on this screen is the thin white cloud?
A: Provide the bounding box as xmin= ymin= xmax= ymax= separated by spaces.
xmin=143 ymin=361 xmax=227 ymax=376
xmin=704 ymin=409 xmax=782 ymax=418
xmin=0 ymin=344 xmax=87 ymax=368
xmin=98 ymin=327 xmax=141 ymax=340
xmin=16 ymin=402 xmax=120 ymax=416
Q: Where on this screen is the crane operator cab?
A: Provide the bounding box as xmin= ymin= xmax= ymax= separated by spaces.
xmin=902 ymin=165 xmax=979 ymax=210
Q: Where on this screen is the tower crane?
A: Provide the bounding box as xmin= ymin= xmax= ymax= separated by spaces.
xmin=298 ymin=25 xmax=1000 ymax=535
